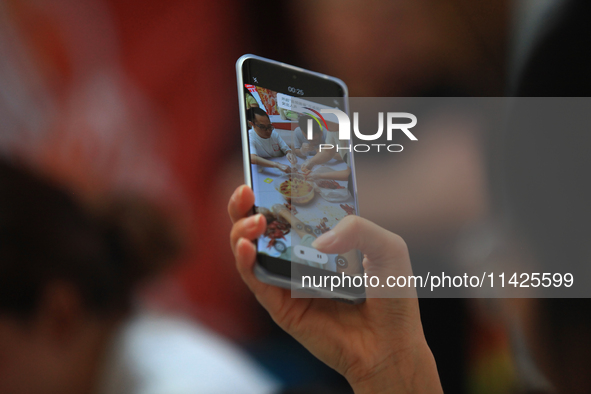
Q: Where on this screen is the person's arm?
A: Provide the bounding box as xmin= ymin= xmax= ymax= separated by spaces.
xmin=302 ymin=129 xmax=337 ymax=171
xmin=296 ymin=143 xmax=317 ymax=159
xmin=228 ymin=185 xmax=443 ymax=394
xmin=301 ymin=146 xmax=336 ymax=172
xmin=309 ymin=167 xmax=350 ymax=182
xmin=250 ymin=154 xmax=290 ymax=173
xmin=274 ymin=131 xmax=297 ymax=165
xmin=293 ymin=129 xmax=309 ymax=159
xmin=294 ymin=148 xmax=306 ymax=159
xmin=284 ymin=150 xmax=297 ymax=165
xmin=332 ymin=151 xmax=344 ymax=162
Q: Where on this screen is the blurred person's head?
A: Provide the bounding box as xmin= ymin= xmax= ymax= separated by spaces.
xmin=497 ymin=2 xmax=591 ymax=390
xmin=500 ymin=101 xmax=591 ymax=393
xmin=285 ymin=0 xmax=508 ymax=96
xmin=297 ymin=115 xmax=323 ymax=145
xmin=0 ymin=159 xmax=179 ymax=394
xmin=247 ymin=107 xmax=274 ymax=138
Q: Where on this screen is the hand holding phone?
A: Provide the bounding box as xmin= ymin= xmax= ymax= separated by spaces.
xmin=228 ymin=185 xmax=443 ymax=394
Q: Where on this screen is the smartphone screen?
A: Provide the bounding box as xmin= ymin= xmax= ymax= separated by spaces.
xmin=238 ymin=56 xmax=364 ymax=298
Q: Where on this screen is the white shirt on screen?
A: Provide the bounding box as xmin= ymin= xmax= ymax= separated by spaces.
xmin=293 ymin=127 xmax=327 ymax=155
xmin=249 ymin=129 xmax=290 ymax=158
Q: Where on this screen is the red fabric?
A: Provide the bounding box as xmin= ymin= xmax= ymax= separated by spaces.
xmin=106 ymin=0 xmax=262 ymax=339
xmin=10 ymin=0 xmax=263 ymax=339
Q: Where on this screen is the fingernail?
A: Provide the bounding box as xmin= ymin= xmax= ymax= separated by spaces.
xmin=247 ymin=214 xmax=263 ymax=229
xmin=312 ymin=231 xmax=336 ymax=249
xmin=230 ymin=187 xmax=239 ymax=203
xmin=235 ymin=185 xmax=246 ymax=201
xmin=238 ymin=237 xmax=248 ymax=249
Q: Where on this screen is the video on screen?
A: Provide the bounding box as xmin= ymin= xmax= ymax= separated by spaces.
xmin=244 ymin=84 xmax=362 ymax=275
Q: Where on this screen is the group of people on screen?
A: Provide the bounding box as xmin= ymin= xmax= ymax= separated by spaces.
xmin=245 ymin=92 xmax=352 ymax=192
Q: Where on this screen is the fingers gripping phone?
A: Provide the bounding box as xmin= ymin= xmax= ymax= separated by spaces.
xmin=236 ymin=55 xmax=365 ymax=303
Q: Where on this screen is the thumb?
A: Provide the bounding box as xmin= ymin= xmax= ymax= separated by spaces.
xmin=312 ymin=215 xmax=416 ymax=298
xmin=312 ymin=215 xmax=409 ymax=263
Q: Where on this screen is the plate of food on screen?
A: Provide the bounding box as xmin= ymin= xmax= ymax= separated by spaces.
xmin=309 ymin=167 xmax=350 ymax=202
xmin=275 ymin=174 xmax=315 ymax=205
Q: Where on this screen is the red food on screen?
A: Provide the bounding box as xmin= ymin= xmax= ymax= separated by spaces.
xmin=340 ymin=204 xmax=355 ymax=215
xmin=316 ymin=180 xmax=344 ymax=189
xmin=316 ymin=221 xmax=330 ymax=234
xmin=284 ymin=202 xmax=298 ymax=215
xmin=264 ymin=215 xmax=291 ymax=249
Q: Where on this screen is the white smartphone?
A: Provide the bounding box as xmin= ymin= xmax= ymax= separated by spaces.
xmin=236 ymin=54 xmax=365 ymax=303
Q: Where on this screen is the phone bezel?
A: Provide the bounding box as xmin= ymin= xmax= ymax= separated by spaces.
xmin=236 ymin=54 xmax=365 ymax=302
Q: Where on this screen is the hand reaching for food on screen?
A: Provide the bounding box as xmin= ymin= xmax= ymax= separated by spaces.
xmin=300 ymin=161 xmax=314 ymax=174
xmin=286 ymin=151 xmax=297 ymax=165
xmin=275 ymin=163 xmax=291 ymax=173
xmin=305 ymin=171 xmax=320 ymax=182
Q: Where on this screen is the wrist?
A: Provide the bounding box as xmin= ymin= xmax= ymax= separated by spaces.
xmin=348 ymin=340 xmax=442 ymax=394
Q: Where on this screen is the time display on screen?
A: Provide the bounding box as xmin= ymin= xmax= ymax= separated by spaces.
xmin=287 ymin=86 xmax=304 ymax=95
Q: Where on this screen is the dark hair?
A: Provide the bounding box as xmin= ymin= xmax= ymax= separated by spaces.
xmin=297 ymin=115 xmax=322 ymax=137
xmin=0 ymin=159 xmax=180 ymax=318
xmin=247 ymin=107 xmax=269 ymax=123
xmin=244 ymin=87 xmax=254 ymax=98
